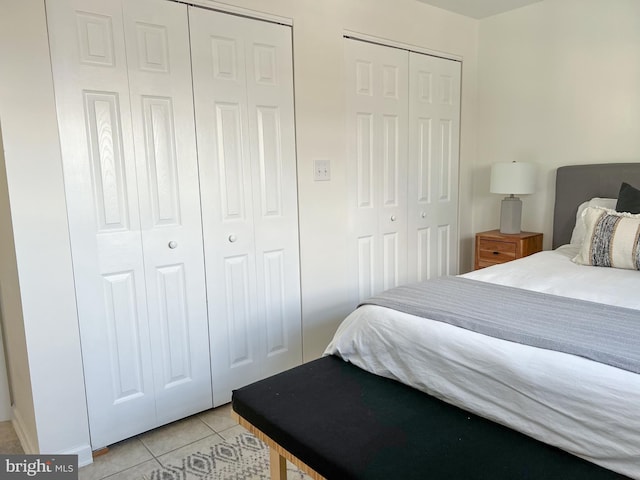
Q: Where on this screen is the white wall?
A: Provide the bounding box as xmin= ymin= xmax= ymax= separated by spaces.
xmin=0 ymin=0 xmax=478 ymax=458
xmin=0 ymin=11 xmax=42 ymax=454
xmin=0 ymin=0 xmax=91 ymax=463
xmin=0 ymin=307 xmax=13 ymax=422
xmin=0 ymin=122 xmax=25 ymax=423
xmin=476 ymin=0 xmax=640 ymax=247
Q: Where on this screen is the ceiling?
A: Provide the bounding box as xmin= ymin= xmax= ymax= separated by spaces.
xmin=416 ymin=0 xmax=543 ymax=19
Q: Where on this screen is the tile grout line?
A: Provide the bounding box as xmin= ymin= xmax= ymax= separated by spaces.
xmin=80 ymin=406 xmax=238 ymax=479
xmin=150 ymin=413 xmax=220 ymax=463
xmin=153 ymin=431 xmax=223 ymax=465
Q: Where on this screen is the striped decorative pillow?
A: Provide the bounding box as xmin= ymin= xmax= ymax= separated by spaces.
xmin=573 ymin=207 xmax=640 ymax=270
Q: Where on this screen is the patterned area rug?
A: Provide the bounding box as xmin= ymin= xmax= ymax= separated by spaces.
xmin=148 ymin=432 xmax=310 ymax=480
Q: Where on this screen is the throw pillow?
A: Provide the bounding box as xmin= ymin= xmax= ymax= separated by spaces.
xmin=572 ymin=207 xmax=640 ymax=270
xmin=570 ymin=197 xmax=617 ymax=246
xmin=616 ymin=182 xmax=640 ymax=214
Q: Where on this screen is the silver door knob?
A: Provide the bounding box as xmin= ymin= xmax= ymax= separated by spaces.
xmin=228 ymin=235 xmax=237 ymax=243
xmin=390 ymin=215 xmax=397 ymax=222
xmin=168 ymin=241 xmax=178 ymax=249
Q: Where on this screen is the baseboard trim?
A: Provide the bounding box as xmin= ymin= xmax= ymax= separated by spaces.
xmin=60 ymin=444 xmax=93 ymax=467
xmin=12 ymin=406 xmax=36 ymax=454
xmin=12 ymin=406 xmax=93 ymax=467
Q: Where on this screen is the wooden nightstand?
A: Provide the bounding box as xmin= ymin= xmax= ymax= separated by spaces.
xmin=474 ymin=230 xmax=543 ymax=270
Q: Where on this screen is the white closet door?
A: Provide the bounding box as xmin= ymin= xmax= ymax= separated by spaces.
xmin=242 ymin=16 xmax=302 ymax=386
xmin=345 ymin=39 xmax=409 ymax=303
xmin=48 ymin=0 xmax=211 ymax=448
xmin=189 ymin=7 xmax=301 ymax=406
xmin=48 ymin=0 xmax=155 ymax=448
xmin=122 ymin=0 xmax=212 ymax=425
xmin=407 ymin=53 xmax=461 ymax=282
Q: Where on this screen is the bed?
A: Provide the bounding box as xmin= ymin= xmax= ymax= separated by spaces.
xmin=325 ymin=163 xmax=640 ymax=479
xmin=233 ymin=163 xmax=640 ymax=479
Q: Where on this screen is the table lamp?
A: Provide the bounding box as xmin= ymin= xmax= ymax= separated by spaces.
xmin=490 ymin=161 xmax=536 ymax=234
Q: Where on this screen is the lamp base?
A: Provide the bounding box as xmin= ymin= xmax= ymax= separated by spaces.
xmin=499 ymin=196 xmax=522 ymax=234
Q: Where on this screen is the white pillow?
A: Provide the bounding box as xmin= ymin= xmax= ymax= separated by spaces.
xmin=572 ymin=206 xmax=640 ymax=270
xmin=569 ymin=197 xmax=617 ymax=246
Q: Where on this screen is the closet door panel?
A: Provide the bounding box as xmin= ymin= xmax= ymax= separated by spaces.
xmin=244 ymin=18 xmax=302 ymax=377
xmin=122 ymin=0 xmax=212 ymax=423
xmin=223 ymin=254 xmax=256 ymax=367
xmin=189 ymin=8 xmax=261 ymax=406
xmin=346 ymin=39 xmax=408 ymax=303
xmin=377 ymin=56 xmax=408 ymax=295
xmin=408 ymin=53 xmax=460 ymax=282
xmin=190 ymin=7 xmax=300 ymax=405
xmin=348 ymin=51 xmax=380 ymax=298
xmin=47 ymin=0 xmax=155 ymax=449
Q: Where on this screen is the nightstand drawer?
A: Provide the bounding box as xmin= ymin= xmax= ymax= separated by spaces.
xmin=478 ymin=239 xmax=516 ymax=255
xmin=477 ymin=240 xmax=516 ymax=264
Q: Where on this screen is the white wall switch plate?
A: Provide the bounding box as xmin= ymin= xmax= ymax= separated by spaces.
xmin=313 ymin=159 xmax=331 ymax=181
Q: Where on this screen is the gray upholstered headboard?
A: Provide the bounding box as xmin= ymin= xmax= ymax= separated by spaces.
xmin=553 ymin=163 xmax=640 ymax=249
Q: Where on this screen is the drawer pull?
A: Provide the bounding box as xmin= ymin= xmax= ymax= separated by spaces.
xmin=493 ymin=251 xmax=500 ymax=255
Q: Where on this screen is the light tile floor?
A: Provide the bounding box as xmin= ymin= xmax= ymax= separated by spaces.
xmin=79 ymin=403 xmax=241 ymax=480
xmin=0 ymin=404 xmax=265 ymax=480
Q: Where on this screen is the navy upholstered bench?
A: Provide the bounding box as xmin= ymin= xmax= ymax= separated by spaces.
xmin=231 ymin=355 xmax=628 ymax=480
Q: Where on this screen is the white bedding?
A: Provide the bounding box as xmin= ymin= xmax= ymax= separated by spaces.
xmin=325 ymin=246 xmax=640 ymax=478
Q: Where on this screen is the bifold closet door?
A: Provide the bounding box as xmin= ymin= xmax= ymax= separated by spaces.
xmin=47 ymin=0 xmax=211 ymax=448
xmin=122 ymin=0 xmax=212 ymax=426
xmin=189 ymin=7 xmax=302 ymax=406
xmin=345 ymin=39 xmax=409 ymax=303
xmin=407 ymin=53 xmax=461 ymax=282
xmin=346 ymin=38 xmax=461 ymax=304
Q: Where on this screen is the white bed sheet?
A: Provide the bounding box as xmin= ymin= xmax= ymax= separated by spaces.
xmin=325 ymin=246 xmax=640 ymax=478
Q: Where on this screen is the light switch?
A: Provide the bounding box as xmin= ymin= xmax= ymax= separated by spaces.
xmin=314 ymin=159 xmax=331 ymax=181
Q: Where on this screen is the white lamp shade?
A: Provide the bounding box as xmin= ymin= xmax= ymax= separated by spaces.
xmin=490 ymin=162 xmax=536 ymax=195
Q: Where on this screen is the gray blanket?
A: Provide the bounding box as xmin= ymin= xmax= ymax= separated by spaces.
xmin=361 ymin=276 xmax=640 ymax=374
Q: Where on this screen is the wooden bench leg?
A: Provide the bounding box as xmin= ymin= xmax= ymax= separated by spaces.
xmin=270 ymin=447 xmax=287 ymax=480
xmin=233 ymin=410 xmax=324 ymax=479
